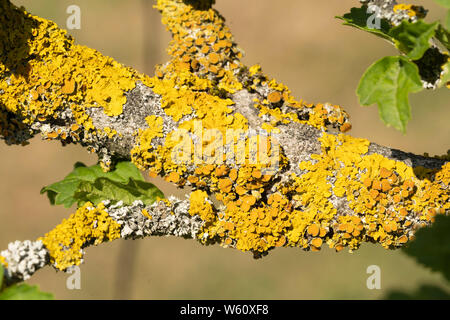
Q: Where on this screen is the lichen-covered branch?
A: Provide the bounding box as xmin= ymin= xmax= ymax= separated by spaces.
xmin=0 ymin=0 xmax=448 ymax=284
xmin=0 ymin=197 xmax=198 ymax=284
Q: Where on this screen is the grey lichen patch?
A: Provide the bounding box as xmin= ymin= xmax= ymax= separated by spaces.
xmin=132 ymin=82 xmax=181 ymax=149
xmin=106 ymin=196 xmax=203 ymax=240
xmin=359 ymin=0 xmax=426 ymax=26
xmin=86 ymin=82 xmax=164 ymax=159
xmin=0 ymin=240 xmax=48 ymax=283
xmin=232 ymin=89 xmax=263 ymax=127
xmin=278 ymin=122 xmax=322 ymax=174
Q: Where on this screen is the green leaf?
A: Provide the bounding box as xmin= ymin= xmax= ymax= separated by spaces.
xmin=433 ymin=0 xmax=450 ymax=9
xmin=402 ymin=215 xmax=450 ymax=282
xmin=0 ymin=284 xmax=53 ymax=300
xmin=357 ymin=56 xmax=423 ymax=133
xmin=436 ymin=23 xmax=450 ymax=51
xmin=389 ymin=20 xmax=439 ymax=60
xmin=74 ymin=178 xmax=164 ymax=206
xmin=336 ymin=6 xmax=393 ymax=42
xmin=41 ymin=161 xmax=153 ymax=208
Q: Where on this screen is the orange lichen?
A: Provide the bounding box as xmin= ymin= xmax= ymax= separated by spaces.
xmin=0 ymin=0 xmax=156 ymax=156
xmin=0 ymin=2 xmax=142 ymax=119
xmin=1 ymin=0 xmax=448 ymax=265
xmin=307 ymin=224 xmax=320 ymax=237
xmin=267 ymin=91 xmax=282 ymax=104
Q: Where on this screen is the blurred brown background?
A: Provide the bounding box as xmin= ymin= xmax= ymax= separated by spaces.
xmin=1 ymin=0 xmax=449 ymax=299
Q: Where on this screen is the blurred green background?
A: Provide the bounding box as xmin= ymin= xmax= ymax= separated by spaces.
xmin=1 ymin=0 xmax=449 ymax=299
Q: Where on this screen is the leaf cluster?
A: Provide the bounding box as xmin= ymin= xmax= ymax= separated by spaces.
xmin=337 ymin=2 xmax=450 ymax=132
xmin=41 ymin=161 xmax=164 ymax=208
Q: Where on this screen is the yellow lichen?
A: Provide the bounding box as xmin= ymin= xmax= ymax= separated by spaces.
xmin=0 ymin=255 xmax=7 ymax=267
xmin=39 ymin=202 xmax=121 ymax=270
xmin=189 ymin=190 xmax=215 ymax=222
xmin=0 ymin=0 xmax=155 ymax=150
xmin=191 ymin=131 xmax=448 ymax=255
xmin=1 ymin=0 xmax=448 ymax=262
xmin=393 ymin=4 xmax=426 ymax=18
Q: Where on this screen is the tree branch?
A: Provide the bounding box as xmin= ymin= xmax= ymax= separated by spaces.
xmin=0 ymin=0 xmax=448 ymax=284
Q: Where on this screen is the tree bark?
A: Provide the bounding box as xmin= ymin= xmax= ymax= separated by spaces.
xmin=0 ymin=0 xmax=448 ymax=284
